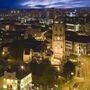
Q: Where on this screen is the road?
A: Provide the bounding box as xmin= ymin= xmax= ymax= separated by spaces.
xmin=62 ymin=76 xmax=84 ymax=90
xmin=62 ymin=55 xmax=90 ymax=90
xmin=77 ymin=56 xmax=90 ymax=90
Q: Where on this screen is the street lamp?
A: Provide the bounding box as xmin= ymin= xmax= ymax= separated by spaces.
xmin=71 ymin=72 xmax=74 ymax=76
xmin=2 ymin=51 xmax=5 ymax=55
xmin=81 ymin=62 xmax=84 ymax=65
xmin=20 ymin=65 xmax=25 ymax=70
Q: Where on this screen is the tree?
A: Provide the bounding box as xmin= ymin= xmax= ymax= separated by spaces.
xmin=30 ymin=58 xmax=58 ymax=90
xmin=62 ymin=61 xmax=75 ymax=80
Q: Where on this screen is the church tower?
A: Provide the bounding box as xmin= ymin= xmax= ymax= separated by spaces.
xmin=51 ymin=22 xmax=65 ymax=65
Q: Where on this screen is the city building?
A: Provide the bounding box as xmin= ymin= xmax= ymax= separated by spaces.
xmin=0 ymin=71 xmax=18 ymax=90
xmin=0 ymin=71 xmax=32 ymax=90
xmin=65 ymin=18 xmax=90 ymax=56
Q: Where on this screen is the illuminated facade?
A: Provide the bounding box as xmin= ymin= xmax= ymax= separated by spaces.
xmin=0 ymin=71 xmax=18 ymax=90
xmin=66 ymin=23 xmax=90 ymax=35
xmin=23 ymin=49 xmax=33 ymax=63
xmin=0 ymin=71 xmax=32 ymax=90
xmin=23 ymin=48 xmax=43 ymax=63
xmin=66 ymin=23 xmax=80 ymax=32
xmin=52 ymin=23 xmax=65 ymax=65
xmin=19 ymin=73 xmax=32 ymax=90
xmin=65 ymin=23 xmax=90 ymax=56
xmin=65 ymin=40 xmax=73 ymax=56
xmin=73 ymin=42 xmax=90 ymax=56
xmin=65 ymin=40 xmax=90 ymax=56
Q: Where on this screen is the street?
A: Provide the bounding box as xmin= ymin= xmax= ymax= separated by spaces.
xmin=62 ymin=56 xmax=90 ymax=90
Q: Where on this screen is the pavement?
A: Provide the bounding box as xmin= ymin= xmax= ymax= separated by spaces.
xmin=62 ymin=56 xmax=90 ymax=90
xmin=77 ymin=56 xmax=90 ymax=90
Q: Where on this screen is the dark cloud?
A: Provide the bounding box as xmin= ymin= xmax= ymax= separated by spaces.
xmin=0 ymin=0 xmax=90 ymax=8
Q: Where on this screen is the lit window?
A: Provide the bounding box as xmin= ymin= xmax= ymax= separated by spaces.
xmin=3 ymin=85 xmax=7 ymax=88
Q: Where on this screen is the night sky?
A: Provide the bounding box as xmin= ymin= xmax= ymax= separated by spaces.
xmin=0 ymin=0 xmax=90 ymax=9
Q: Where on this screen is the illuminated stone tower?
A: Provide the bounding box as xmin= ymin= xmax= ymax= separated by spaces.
xmin=51 ymin=22 xmax=65 ymax=65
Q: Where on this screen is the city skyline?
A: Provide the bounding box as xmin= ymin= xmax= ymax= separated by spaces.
xmin=0 ymin=8 xmax=90 ymax=90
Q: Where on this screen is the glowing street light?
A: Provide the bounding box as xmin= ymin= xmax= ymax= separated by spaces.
xmin=20 ymin=65 xmax=25 ymax=70
xmin=2 ymin=51 xmax=5 ymax=55
xmin=71 ymin=72 xmax=74 ymax=76
xmin=81 ymin=62 xmax=84 ymax=65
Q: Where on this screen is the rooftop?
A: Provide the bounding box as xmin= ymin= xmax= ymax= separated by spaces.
xmin=65 ymin=31 xmax=90 ymax=43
